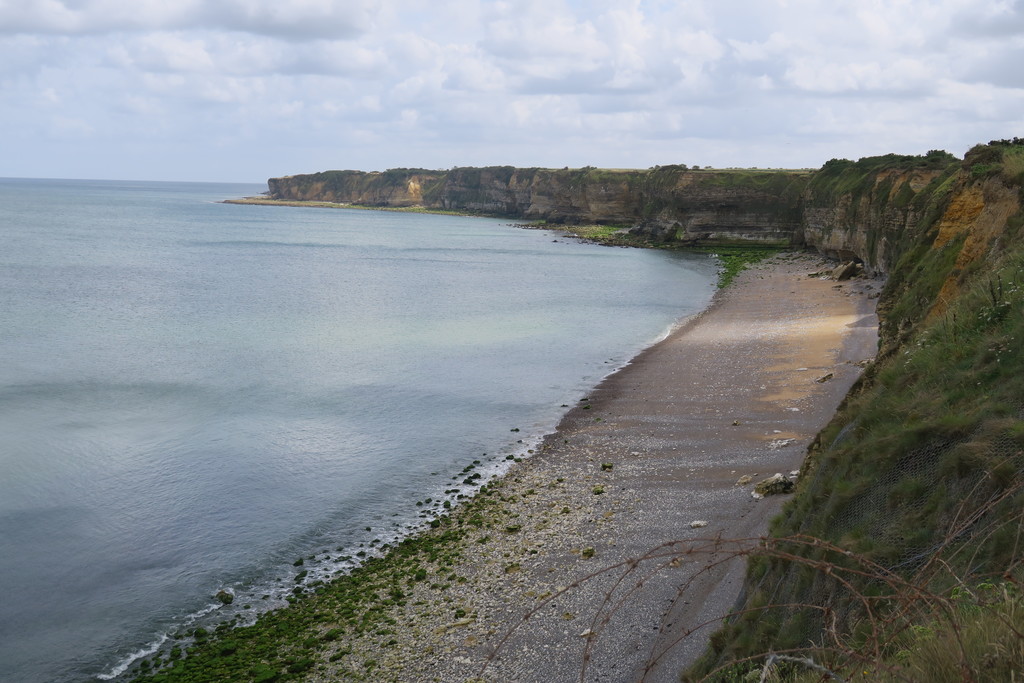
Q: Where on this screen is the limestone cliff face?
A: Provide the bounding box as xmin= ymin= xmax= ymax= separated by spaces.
xmin=264 ymin=148 xmax=1020 ymax=283
xmin=268 ymin=165 xmax=809 ymax=246
xmin=800 ymin=153 xmax=1020 ymax=287
xmin=267 ymin=169 xmax=446 ymax=207
xmin=799 ymin=167 xmax=946 ymax=274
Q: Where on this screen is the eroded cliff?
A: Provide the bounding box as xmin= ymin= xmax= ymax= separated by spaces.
xmin=268 ymin=165 xmax=810 ymax=247
xmin=264 ymin=152 xmax=993 ymax=271
xmin=267 ymin=168 xmax=446 ymax=206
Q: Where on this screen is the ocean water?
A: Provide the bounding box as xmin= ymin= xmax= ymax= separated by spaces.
xmin=0 ymin=178 xmax=718 ymax=682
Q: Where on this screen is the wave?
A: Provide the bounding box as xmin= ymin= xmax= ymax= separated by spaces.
xmin=96 ymin=634 xmax=168 ymax=681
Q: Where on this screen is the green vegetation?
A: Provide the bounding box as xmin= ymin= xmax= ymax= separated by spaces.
xmin=341 ymin=204 xmax=480 ymax=217
xmin=807 ymin=150 xmax=958 ymax=204
xmin=872 ymin=584 xmax=1024 ymax=683
xmin=687 ymin=141 xmax=1024 ymax=681
xmin=691 ymin=245 xmax=785 ymax=288
xmin=690 ymin=167 xmax=812 ymax=200
xmin=695 ymin=581 xmax=1024 ymax=682
xmin=547 ymin=222 xmax=651 ymax=247
xmin=128 ymin=479 xmax=520 ymax=682
xmin=558 ymin=223 xmax=629 ymax=242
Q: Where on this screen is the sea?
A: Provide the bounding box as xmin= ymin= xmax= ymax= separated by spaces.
xmin=0 ymin=178 xmax=719 ymax=682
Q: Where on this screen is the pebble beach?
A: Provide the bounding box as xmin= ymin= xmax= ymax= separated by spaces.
xmin=303 ymin=251 xmax=879 ymax=683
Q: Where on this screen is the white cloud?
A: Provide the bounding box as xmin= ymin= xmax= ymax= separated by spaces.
xmin=0 ymin=0 xmax=377 ymax=39
xmin=953 ymin=0 xmax=1024 ymax=37
xmin=442 ymin=45 xmax=507 ymax=92
xmin=130 ymin=33 xmax=216 ymax=72
xmin=1 ymin=0 xmax=1023 ymax=181
xmin=0 ymin=0 xmax=84 ymax=34
xmin=481 ymin=0 xmax=608 ymax=74
xmin=783 ymin=57 xmax=934 ymax=95
xmin=117 ymin=93 xmax=160 ymax=115
xmin=49 ymin=114 xmax=94 ymax=137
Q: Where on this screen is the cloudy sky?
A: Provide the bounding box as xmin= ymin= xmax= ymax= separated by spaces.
xmin=2 ymin=0 xmax=1023 ymax=183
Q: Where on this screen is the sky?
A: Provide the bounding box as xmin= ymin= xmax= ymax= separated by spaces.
xmin=2 ymin=0 xmax=1023 ymax=183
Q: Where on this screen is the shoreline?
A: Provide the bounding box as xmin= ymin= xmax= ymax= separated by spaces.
xmin=341 ymin=251 xmax=879 ymax=682
xmin=323 ymin=250 xmax=878 ymax=680
xmin=129 ymin=251 xmax=878 ymax=683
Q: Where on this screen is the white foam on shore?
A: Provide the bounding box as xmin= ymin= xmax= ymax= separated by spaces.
xmin=97 ymin=634 xmax=168 ymax=680
xmin=94 ymin=602 xmax=225 ymax=680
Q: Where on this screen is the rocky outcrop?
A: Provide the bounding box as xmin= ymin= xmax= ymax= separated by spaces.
xmin=753 ymin=473 xmax=795 ymax=496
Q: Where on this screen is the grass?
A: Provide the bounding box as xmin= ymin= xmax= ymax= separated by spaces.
xmin=792 ymin=244 xmax=1024 ymax=557
xmin=1000 ymin=146 xmax=1024 ymax=184
xmin=877 ymin=584 xmax=1024 ymax=683
xmin=551 ymin=223 xmax=632 ymax=243
xmin=690 ymin=245 xmax=786 ymax=288
xmin=807 ymin=151 xmax=958 ymax=204
xmin=523 ymin=221 xmax=654 ymax=248
xmin=704 ymin=582 xmax=1024 ymax=682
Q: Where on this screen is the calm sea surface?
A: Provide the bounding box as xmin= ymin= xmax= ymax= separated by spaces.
xmin=0 ymin=178 xmax=718 ymax=682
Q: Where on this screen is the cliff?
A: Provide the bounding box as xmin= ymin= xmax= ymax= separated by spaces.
xmin=264 ymin=154 xmax=976 ymax=271
xmin=267 ymin=168 xmax=446 ymax=206
xmin=268 ymin=165 xmax=809 ymax=247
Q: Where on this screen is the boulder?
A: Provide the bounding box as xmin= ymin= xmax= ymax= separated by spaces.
xmin=831 ymin=261 xmax=860 ymax=281
xmin=754 ymin=473 xmax=795 ymax=496
xmin=215 ymin=589 xmax=234 ymax=605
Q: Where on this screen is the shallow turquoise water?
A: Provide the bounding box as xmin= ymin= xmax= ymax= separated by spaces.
xmin=0 ymin=178 xmax=718 ymax=681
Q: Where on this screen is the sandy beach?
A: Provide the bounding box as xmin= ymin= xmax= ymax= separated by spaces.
xmin=311 ymin=251 xmax=879 ymax=683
